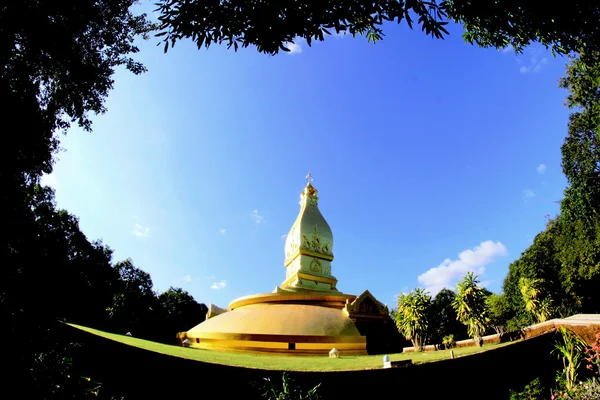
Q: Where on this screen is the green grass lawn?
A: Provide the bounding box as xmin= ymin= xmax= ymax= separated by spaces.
xmin=68 ymin=323 xmax=515 ymax=372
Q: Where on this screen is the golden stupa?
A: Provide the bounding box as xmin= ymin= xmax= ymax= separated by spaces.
xmin=179 ymin=175 xmax=401 ymax=355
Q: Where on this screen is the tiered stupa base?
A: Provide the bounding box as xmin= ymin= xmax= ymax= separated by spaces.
xmin=179 ymin=289 xmax=403 ymax=356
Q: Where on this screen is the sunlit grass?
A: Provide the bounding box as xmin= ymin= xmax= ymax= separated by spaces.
xmin=69 ymin=324 xmax=515 ymax=371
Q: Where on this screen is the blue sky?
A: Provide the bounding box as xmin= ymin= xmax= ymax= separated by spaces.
xmin=44 ymin=7 xmax=571 ymax=309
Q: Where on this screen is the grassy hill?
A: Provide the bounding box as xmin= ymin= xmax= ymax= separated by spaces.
xmin=69 ymin=323 xmax=513 ymax=371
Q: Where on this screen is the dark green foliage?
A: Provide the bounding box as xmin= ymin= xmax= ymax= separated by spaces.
xmin=556 ymin=55 xmax=600 ymax=313
xmin=509 ymin=377 xmax=545 ymax=400
xmin=107 ymin=259 xmax=159 ymax=339
xmin=1 ymin=1 xmax=153 ymax=396
xmin=154 ymin=0 xmax=600 ymax=56
xmin=15 ymin=321 xmax=105 ymax=399
xmin=257 ymin=373 xmax=321 ymax=400
xmin=502 ymin=218 xmax=580 ymax=330
xmin=154 ymin=0 xmax=450 ymax=55
xmin=106 ymin=263 xmax=208 ymax=343
xmin=1 ymin=0 xmax=152 ymax=186
xmin=157 ymin=287 xmax=208 ymax=343
xmin=449 ymin=2 xmax=600 ymax=56
xmin=487 ymin=293 xmax=510 ymax=335
xmin=559 ymin=56 xmax=600 ymax=298
xmin=502 ymin=55 xmax=600 ymax=331
xmin=432 ymin=289 xmax=468 ymax=343
xmin=1 ymin=186 xmax=118 ymax=398
xmin=2 ymin=185 xmax=206 ymax=397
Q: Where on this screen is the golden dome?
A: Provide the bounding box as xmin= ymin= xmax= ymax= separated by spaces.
xmin=189 ymin=304 xmax=360 ymax=337
xmin=281 ymin=176 xmax=338 ymax=292
xmin=185 ymin=303 xmax=366 ymax=355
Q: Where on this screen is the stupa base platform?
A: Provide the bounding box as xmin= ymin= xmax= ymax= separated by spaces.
xmin=180 ymin=298 xmax=367 ymax=356
xmin=179 ymin=290 xmax=405 ymax=356
xmin=182 ymin=332 xmax=367 ymax=356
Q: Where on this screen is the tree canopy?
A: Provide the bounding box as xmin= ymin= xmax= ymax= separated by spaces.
xmin=501 ymin=55 xmax=600 ymax=330
xmin=2 ymin=3 xmax=155 ymax=395
xmin=486 ymin=293 xmax=509 ymax=336
xmin=1 ymin=0 xmax=152 ymax=187
xmin=154 ymin=0 xmax=600 ymax=56
xmin=158 ymin=287 xmax=208 ymax=336
xmin=395 ymin=288 xmax=433 ymax=350
xmin=453 ymin=272 xmax=489 ymax=346
xmin=432 ymin=288 xmax=468 ymax=342
xmin=451 ymin=1 xmax=600 ymax=56
xmin=2 ymin=183 xmax=206 ymax=396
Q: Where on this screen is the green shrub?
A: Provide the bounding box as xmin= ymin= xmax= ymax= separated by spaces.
xmin=257 ymin=373 xmax=321 ymax=400
xmin=509 ymin=377 xmax=545 ymax=400
xmin=442 ymin=334 xmax=455 ymax=349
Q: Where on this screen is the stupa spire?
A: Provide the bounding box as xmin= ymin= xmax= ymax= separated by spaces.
xmin=281 ymin=174 xmax=338 ymax=292
xmin=305 ymin=172 xmax=313 ymax=184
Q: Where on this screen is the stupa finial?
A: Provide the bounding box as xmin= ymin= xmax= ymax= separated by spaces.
xmin=305 ymin=172 xmax=313 ymax=185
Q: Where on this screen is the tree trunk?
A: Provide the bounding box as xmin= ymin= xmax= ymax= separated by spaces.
xmin=412 ymin=336 xmax=423 ymax=351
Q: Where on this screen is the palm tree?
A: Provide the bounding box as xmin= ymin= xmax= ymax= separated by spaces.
xmin=452 ymin=272 xmax=489 ymax=347
xmin=519 ymin=277 xmax=552 ymax=323
xmin=394 ymin=288 xmax=432 ymax=351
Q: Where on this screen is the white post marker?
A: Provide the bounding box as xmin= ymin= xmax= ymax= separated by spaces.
xmin=383 ymin=355 xmax=391 ymax=369
xmin=329 ymin=348 xmax=340 ymax=358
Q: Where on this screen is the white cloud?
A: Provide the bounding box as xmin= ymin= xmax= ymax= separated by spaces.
xmin=520 ymin=56 xmax=548 ymax=74
xmin=501 ymin=45 xmax=514 ymax=54
xmin=40 ymin=173 xmax=58 ymax=188
xmin=219 ymin=228 xmax=227 ymax=235
xmin=533 ymin=57 xmax=548 ymax=73
xmin=512 ymin=45 xmax=550 ymax=74
xmin=281 ymin=234 xmax=288 ymax=240
xmin=523 ymin=189 xmax=535 ymax=199
xmin=132 ymin=223 xmax=150 ymax=237
xmin=184 ymin=275 xmax=191 ymax=282
xmin=283 ymin=41 xmax=302 ymax=54
xmin=250 ymin=209 xmax=264 ymax=224
xmin=536 ymin=164 xmax=547 ymax=174
xmin=417 ymin=241 xmax=508 ymax=295
xmin=210 ymin=280 xmax=227 ymax=290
